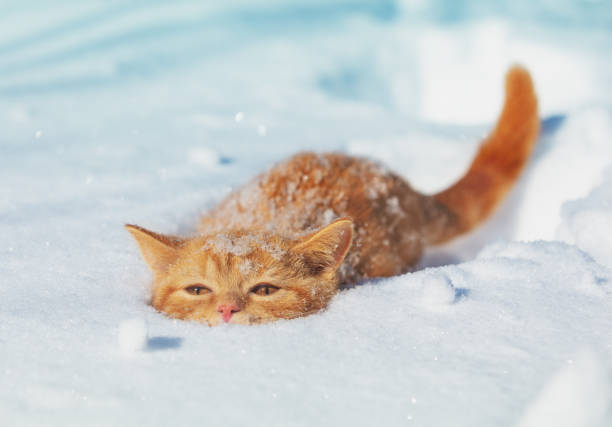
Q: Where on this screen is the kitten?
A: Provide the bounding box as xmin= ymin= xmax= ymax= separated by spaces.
xmin=127 ymin=66 xmax=539 ymax=326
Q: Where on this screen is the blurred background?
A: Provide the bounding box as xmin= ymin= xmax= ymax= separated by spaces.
xmin=2 ymin=0 xmax=611 ymax=126
xmin=1 ymin=0 xmax=612 ymax=236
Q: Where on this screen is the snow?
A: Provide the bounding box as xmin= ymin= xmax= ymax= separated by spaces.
xmin=118 ymin=318 xmax=148 ymax=354
xmin=516 ymin=350 xmax=611 ymax=427
xmin=558 ymin=166 xmax=612 ymax=269
xmin=420 ymin=271 xmax=455 ymax=307
xmin=1 ymin=1 xmax=612 ymax=426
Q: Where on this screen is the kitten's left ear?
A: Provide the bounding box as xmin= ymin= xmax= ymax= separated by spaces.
xmin=293 ymin=218 xmax=354 ymax=274
xmin=125 ymin=224 xmax=186 ymax=275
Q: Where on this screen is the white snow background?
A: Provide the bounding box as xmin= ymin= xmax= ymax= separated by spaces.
xmin=1 ymin=1 xmax=612 ymax=426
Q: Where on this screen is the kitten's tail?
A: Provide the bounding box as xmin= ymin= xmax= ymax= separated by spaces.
xmin=427 ymin=65 xmax=539 ymax=244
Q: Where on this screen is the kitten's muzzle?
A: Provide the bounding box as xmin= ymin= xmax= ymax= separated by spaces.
xmin=217 ymin=303 xmax=240 ymax=323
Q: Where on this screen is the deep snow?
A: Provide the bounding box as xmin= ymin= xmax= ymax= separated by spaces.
xmin=1 ymin=1 xmax=612 ymax=426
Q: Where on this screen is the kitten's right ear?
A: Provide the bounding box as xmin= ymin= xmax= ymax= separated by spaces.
xmin=125 ymin=224 xmax=185 ymax=274
xmin=292 ymin=218 xmax=354 ymax=275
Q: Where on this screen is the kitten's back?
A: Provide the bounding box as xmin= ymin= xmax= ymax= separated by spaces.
xmin=200 ymin=153 xmax=439 ymax=282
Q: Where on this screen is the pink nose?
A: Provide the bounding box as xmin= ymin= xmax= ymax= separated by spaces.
xmin=217 ymin=304 xmax=240 ymax=323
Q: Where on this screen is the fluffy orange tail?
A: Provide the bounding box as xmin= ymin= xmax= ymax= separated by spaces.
xmin=430 ymin=65 xmax=539 ymax=244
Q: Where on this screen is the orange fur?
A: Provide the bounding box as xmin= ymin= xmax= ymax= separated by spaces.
xmin=432 ymin=65 xmax=539 ymax=242
xmin=126 ymin=222 xmax=349 ymax=325
xmin=127 ymin=66 xmax=539 ymax=325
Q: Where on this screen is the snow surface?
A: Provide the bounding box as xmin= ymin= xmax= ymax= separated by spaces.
xmin=1 ymin=1 xmax=612 ymax=426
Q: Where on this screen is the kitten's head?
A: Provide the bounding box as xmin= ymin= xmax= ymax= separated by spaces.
xmin=126 ymin=219 xmax=353 ymax=325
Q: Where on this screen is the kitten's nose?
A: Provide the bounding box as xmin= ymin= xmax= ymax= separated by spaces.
xmin=217 ymin=303 xmax=240 ymax=323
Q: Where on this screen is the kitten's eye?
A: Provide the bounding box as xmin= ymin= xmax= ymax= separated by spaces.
xmin=250 ymin=284 xmax=280 ymax=296
xmin=184 ymin=284 xmax=212 ymax=295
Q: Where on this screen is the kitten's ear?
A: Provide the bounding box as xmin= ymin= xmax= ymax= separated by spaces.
xmin=293 ymin=218 xmax=354 ymax=274
xmin=125 ymin=224 xmax=185 ymax=274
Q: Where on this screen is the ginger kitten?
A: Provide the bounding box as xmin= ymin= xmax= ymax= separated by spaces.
xmin=127 ymin=66 xmax=539 ymax=326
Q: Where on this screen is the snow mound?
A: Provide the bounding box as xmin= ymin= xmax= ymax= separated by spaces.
xmin=118 ymin=318 xmax=148 ymax=354
xmin=188 ymin=147 xmax=222 ymax=167
xmin=516 ymin=350 xmax=612 ymax=427
xmin=558 ymin=167 xmax=612 ymax=268
xmin=420 ymin=272 xmax=456 ymax=308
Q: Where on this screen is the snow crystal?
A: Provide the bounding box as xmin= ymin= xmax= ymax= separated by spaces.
xmin=238 ymin=258 xmax=254 ymax=275
xmin=321 ymin=208 xmax=338 ymax=225
xmin=201 ymin=232 xmax=284 ymax=260
xmin=385 ymin=196 xmax=405 ymax=216
xmin=202 ymin=233 xmax=254 ymax=256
